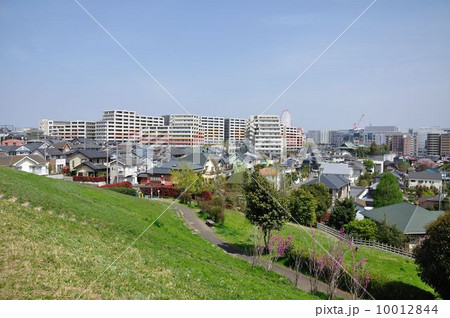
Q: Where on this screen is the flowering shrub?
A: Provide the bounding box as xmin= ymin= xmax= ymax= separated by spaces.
xmin=267 ymin=232 xmax=293 ymax=270
xmin=73 ymin=176 xmax=106 ymax=182
xmin=99 ymin=181 xmax=132 ymax=189
xmin=199 ymin=190 xmax=213 ymax=202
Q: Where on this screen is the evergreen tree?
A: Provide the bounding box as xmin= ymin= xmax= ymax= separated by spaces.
xmin=373 ymin=173 xmax=403 ymax=207
xmin=328 ymin=198 xmax=357 ymax=230
xmin=289 ymin=188 xmax=317 ymax=226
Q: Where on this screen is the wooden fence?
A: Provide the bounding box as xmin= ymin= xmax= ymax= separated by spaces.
xmin=316 ymin=223 xmax=414 ymax=259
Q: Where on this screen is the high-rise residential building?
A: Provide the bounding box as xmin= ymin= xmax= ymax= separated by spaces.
xmin=440 ymin=134 xmax=450 ymax=156
xmin=283 ymin=126 xmax=304 ymax=153
xmin=403 ymin=135 xmax=417 ymax=156
xmin=141 ymin=114 xmax=204 ymax=146
xmin=39 ymin=119 xmax=96 ymax=139
xmin=307 ymin=130 xmax=330 ymax=145
xmin=426 ymin=133 xmax=441 ymax=156
xmin=415 ymin=127 xmax=447 ymax=156
xmin=200 ymin=116 xmax=224 ymax=145
xmin=246 ymin=115 xmax=283 ymax=158
xmin=95 ymin=110 xmax=163 ymax=142
xmin=225 ymin=118 xmax=247 ymax=154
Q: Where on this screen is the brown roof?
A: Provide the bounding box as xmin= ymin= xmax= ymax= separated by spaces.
xmin=0 ymin=155 xmax=47 ymax=167
xmin=259 ymin=168 xmax=278 ymax=176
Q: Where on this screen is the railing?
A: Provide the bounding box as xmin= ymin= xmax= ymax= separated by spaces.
xmin=316 ymin=223 xmax=414 ymax=259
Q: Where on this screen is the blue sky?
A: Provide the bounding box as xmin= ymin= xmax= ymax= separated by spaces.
xmin=1 ymin=0 xmax=449 ymax=130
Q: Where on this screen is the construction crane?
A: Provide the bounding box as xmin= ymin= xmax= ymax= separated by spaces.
xmin=353 ymin=114 xmax=365 ymax=131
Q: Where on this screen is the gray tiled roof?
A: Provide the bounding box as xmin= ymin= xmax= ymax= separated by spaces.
xmin=408 ymin=171 xmax=442 ymax=181
xmin=304 ymin=174 xmax=350 ymax=190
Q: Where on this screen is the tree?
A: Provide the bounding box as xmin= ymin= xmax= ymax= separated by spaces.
xmin=243 ymin=171 xmax=288 ymax=249
xmin=357 ymin=172 xmax=374 ymax=187
xmin=302 ymin=183 xmax=332 ymax=220
xmin=380 ymin=143 xmax=389 ymax=154
xmin=414 ymin=212 xmax=450 ymax=299
xmin=415 ymin=158 xmax=436 ymax=171
xmin=328 ymin=198 xmax=357 ymax=230
xmin=398 ymin=161 xmax=411 ymax=172
xmin=289 ymin=188 xmax=317 ymax=226
xmin=376 ymin=218 xmax=405 ymax=248
xmin=363 ymin=159 xmax=375 ymax=172
xmin=373 ymin=173 xmax=403 ymax=207
xmin=344 ymin=219 xmax=378 ymax=240
xmin=368 ymin=142 xmax=380 ymax=156
xmin=171 ymin=162 xmax=202 ymax=204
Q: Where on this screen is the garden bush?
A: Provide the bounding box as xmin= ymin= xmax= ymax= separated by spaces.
xmin=73 ymin=176 xmax=106 ymax=182
xmin=99 ymin=181 xmax=132 ymax=189
xmin=105 ymin=187 xmax=137 ymax=196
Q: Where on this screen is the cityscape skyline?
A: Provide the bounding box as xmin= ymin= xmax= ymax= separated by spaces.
xmin=1 ymin=0 xmax=450 ymax=130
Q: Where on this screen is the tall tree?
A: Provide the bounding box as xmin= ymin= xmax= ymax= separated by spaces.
xmin=302 ymin=183 xmax=332 ymax=220
xmin=414 ymin=212 xmax=450 ymax=299
xmin=328 ymin=198 xmax=357 ymax=230
xmin=171 ymin=162 xmax=202 ymax=204
xmin=289 ymin=188 xmax=317 ymax=226
xmin=373 ymin=173 xmax=403 ymax=207
xmin=368 ymin=142 xmax=380 ymax=156
xmin=243 ymin=171 xmax=288 ymax=248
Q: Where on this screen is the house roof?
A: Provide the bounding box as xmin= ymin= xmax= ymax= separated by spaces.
xmin=408 ymin=171 xmax=442 ymax=181
xmin=321 ymin=163 xmax=351 ymax=175
xmin=73 ymin=161 xmax=107 ymax=171
xmin=0 ymin=155 xmax=47 ymax=167
xmin=304 ymin=174 xmax=350 ymax=190
xmin=360 ymin=202 xmax=444 ymax=234
xmin=67 ymin=149 xmax=108 ymax=159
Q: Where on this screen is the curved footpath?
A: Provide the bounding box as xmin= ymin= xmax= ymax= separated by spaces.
xmin=167 ymin=201 xmax=352 ymax=300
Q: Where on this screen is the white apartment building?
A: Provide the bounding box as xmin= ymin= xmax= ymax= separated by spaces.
xmin=201 ymin=116 xmax=225 ymax=145
xmin=283 ymin=126 xmax=304 ymax=153
xmin=246 ymin=115 xmax=283 ymax=158
xmin=39 ymin=119 xmax=96 ymax=139
xmin=225 ymin=118 xmax=247 ymax=153
xmin=141 ymin=114 xmax=204 ymax=146
xmin=95 ymin=110 xmax=164 ymax=142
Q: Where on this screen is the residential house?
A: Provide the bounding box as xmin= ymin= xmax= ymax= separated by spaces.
xmin=320 ymin=163 xmax=354 ymax=184
xmin=360 ymin=202 xmax=444 ymax=249
xmin=304 ymin=174 xmax=351 ymax=204
xmin=67 ymin=149 xmax=109 ymax=171
xmin=73 ymin=162 xmax=107 ymax=177
xmin=0 ymin=155 xmax=48 ymax=175
xmin=407 ymin=171 xmax=443 ymax=189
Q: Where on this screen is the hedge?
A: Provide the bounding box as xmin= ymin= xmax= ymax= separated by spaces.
xmin=73 ymin=176 xmax=106 ymax=182
xmin=141 ymin=185 xmax=179 ymax=198
xmin=105 ymin=187 xmax=137 ymax=196
xmin=99 ymin=181 xmax=132 ymax=189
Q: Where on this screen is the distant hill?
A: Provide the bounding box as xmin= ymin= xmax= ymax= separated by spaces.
xmin=0 ymin=167 xmax=316 ymax=299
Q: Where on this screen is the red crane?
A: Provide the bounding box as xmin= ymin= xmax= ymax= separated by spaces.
xmin=353 ymin=114 xmax=364 ymax=131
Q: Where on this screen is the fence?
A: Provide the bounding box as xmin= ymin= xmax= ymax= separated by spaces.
xmin=316 ymin=223 xmax=414 ymax=259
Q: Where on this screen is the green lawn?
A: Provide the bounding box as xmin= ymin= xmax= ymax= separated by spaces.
xmin=197 ymin=207 xmax=435 ymax=298
xmin=0 ymin=167 xmax=318 ymax=299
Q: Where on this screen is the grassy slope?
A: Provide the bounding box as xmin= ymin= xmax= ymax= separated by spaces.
xmin=206 ymin=208 xmax=434 ymax=295
xmin=0 ymin=167 xmax=318 ymax=299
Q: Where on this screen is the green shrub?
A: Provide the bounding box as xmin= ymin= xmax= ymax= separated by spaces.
xmin=105 ymin=187 xmax=137 ymax=196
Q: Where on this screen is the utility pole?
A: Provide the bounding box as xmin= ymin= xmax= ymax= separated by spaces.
xmin=106 ymin=135 xmax=109 ymax=184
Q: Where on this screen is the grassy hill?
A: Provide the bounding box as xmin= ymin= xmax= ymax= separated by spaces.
xmin=0 ymin=167 xmax=318 ymax=299
xmin=200 ymin=208 xmax=435 ymax=299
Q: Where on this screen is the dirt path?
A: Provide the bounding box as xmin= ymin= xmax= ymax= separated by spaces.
xmin=169 ymin=201 xmax=352 ymax=299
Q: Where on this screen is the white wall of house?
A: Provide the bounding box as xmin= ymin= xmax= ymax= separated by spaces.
xmin=408 ymin=179 xmax=442 ymax=189
xmin=14 ymin=159 xmax=48 ymax=175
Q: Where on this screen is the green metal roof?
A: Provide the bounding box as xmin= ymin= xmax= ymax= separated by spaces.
xmin=360 ymin=202 xmax=444 ymax=234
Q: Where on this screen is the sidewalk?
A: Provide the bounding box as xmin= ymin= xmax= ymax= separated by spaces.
xmin=168 ymin=201 xmax=352 ymax=299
